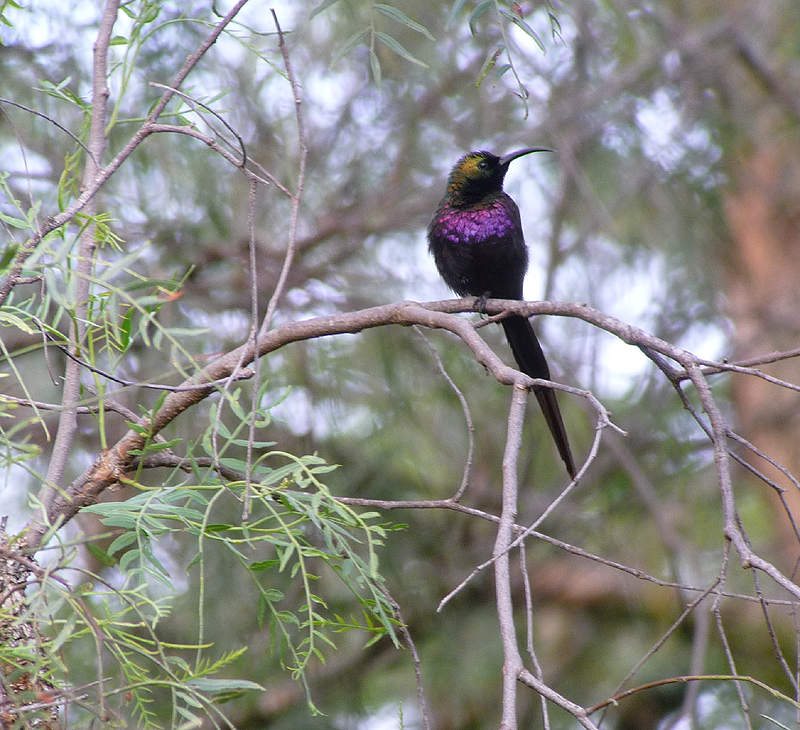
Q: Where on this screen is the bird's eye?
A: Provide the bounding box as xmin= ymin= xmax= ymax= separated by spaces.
xmin=478 ymin=160 xmax=488 ymax=169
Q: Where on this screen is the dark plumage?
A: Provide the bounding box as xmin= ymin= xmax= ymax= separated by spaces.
xmin=428 ymin=148 xmax=576 ymax=478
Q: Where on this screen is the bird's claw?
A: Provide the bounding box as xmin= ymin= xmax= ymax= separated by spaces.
xmin=474 ymin=293 xmax=489 ymax=314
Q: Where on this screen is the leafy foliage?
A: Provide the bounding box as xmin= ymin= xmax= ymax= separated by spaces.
xmin=76 ymin=447 xmax=398 ymax=720
xmin=1 ymin=0 xmax=800 ymax=729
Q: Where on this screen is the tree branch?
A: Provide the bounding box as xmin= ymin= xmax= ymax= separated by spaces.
xmin=496 ymin=384 xmax=526 ymax=730
xmin=20 ymin=297 xmax=800 ymax=610
xmin=36 ymin=0 xmax=119 ymax=528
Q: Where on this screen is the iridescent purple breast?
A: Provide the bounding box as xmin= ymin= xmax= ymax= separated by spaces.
xmin=432 ymin=199 xmax=517 ymax=246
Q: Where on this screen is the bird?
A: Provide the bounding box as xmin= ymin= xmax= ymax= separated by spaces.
xmin=427 ymin=148 xmax=575 ymax=478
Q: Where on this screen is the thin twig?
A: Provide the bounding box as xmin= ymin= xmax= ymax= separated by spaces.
xmin=0 ymin=98 xmax=98 ymax=165
xmin=519 ymin=543 xmax=550 ymax=730
xmin=38 ymin=330 xmax=254 ymax=392
xmin=147 ymin=123 xmax=276 ymax=189
xmin=586 ymin=673 xmax=800 ymax=715
xmin=413 ymin=325 xmax=475 ymax=501
xmin=437 ymin=385 xmax=613 ymax=612
xmin=601 ymin=580 xmax=719 ymax=726
xmin=244 ymin=178 xmax=261 ymax=521
xmin=752 ymin=568 xmax=799 ymax=693
xmin=377 ymin=585 xmax=432 ymax=730
xmin=518 ymin=668 xmax=600 ymax=730
xmin=711 ymin=543 xmax=753 ymax=729
xmin=146 ymin=0 xmax=252 ymax=125
xmin=148 ymin=82 xmax=249 ymax=172
xmin=259 ymin=9 xmax=308 ymax=338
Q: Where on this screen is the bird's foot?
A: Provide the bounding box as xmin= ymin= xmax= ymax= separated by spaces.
xmin=474 ymin=293 xmax=489 ymax=314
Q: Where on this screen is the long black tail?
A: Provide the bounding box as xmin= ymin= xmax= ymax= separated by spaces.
xmin=501 ymin=315 xmax=576 ymax=478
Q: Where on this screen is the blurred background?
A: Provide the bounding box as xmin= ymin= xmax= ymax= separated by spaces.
xmin=2 ymin=0 xmax=800 ymax=727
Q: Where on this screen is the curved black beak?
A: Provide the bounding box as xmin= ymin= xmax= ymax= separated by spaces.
xmin=499 ymin=147 xmax=553 ymax=167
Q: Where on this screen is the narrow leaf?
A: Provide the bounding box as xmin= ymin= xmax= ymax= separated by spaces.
xmin=186 ymin=678 xmax=264 ymax=692
xmin=0 ymin=310 xmax=35 ymax=334
xmin=369 ymin=47 xmax=382 ymax=88
xmin=373 ymin=4 xmax=434 ymax=40
xmin=446 ymin=0 xmax=471 ymax=28
xmin=107 ymin=530 xmax=138 ymax=556
xmin=476 ymin=45 xmax=504 ymax=88
xmin=374 ymin=31 xmax=429 ymax=68
xmin=309 ymin=0 xmax=343 ymax=20
xmin=277 ymin=544 xmax=295 ymax=573
xmin=495 ymin=63 xmax=512 ymax=80
xmin=85 ymin=542 xmax=116 ymax=567
xmin=468 ymin=0 xmax=493 ymax=36
xmin=500 ymin=9 xmax=546 ymax=52
xmin=0 ymin=209 xmax=31 ymax=229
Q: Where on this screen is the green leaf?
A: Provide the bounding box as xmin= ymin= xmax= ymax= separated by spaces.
xmin=175 ymin=689 xmax=204 ymax=709
xmin=309 ymin=0 xmax=342 ymax=20
xmin=369 ymin=47 xmax=382 ymax=88
xmin=476 ymin=45 xmax=504 ymax=88
xmin=0 ymin=310 xmax=36 ymax=334
xmin=38 ymin=77 xmax=72 ymax=93
xmin=186 ymin=678 xmax=263 ymax=693
xmin=446 ymin=0 xmax=472 ymax=28
xmin=119 ymin=548 xmax=142 ymax=572
xmin=49 ymin=615 xmax=78 ymax=653
xmin=167 ymin=655 xmax=191 ymax=674
xmin=204 ymin=523 xmax=232 ymax=533
xmin=186 ymin=551 xmax=202 ymax=572
xmin=468 ymin=0 xmax=493 ymax=35
xmin=499 ymin=9 xmax=546 ymax=53
xmin=363 ymin=630 xmax=386 ymax=649
xmin=258 ymin=593 xmax=267 ymax=630
xmin=373 ymin=4 xmax=435 ymax=40
xmin=152 ymin=390 xmax=168 ymax=415
xmin=125 ymin=420 xmax=149 ymax=436
xmin=495 ymin=63 xmax=512 ymax=80
xmin=0 ymin=208 xmax=31 ymax=229
xmin=0 ymin=242 xmax=18 ymax=270
xmin=218 ymin=457 xmax=248 ymax=472
xmin=277 ymin=544 xmax=295 ymax=573
xmin=142 ymin=543 xmax=171 ymax=578
xmin=143 ymin=439 xmax=181 ymax=452
xmin=249 ymin=560 xmax=280 ymax=572
xmin=374 ymin=31 xmax=429 ymax=68
xmin=227 ymin=438 xmax=276 ymax=450
xmin=107 ymin=530 xmax=138 ymax=556
xmin=81 ymin=505 xmax=138 ymax=529
xmin=85 ymin=542 xmax=116 ymax=567
xmin=119 ymin=306 xmax=133 ymax=349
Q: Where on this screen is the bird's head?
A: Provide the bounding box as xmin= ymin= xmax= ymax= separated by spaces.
xmin=445 ymin=147 xmax=551 ymax=207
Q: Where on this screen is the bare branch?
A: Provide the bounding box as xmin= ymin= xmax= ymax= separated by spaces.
xmin=0 ymin=98 xmax=97 ymax=164
xmin=586 ymin=674 xmax=800 ymax=715
xmin=259 ymin=9 xmax=308 ymax=338
xmin=18 ymin=293 xmax=800 ymax=620
xmin=496 ymin=384 xmax=526 ymax=730
xmin=518 ymin=668 xmax=600 ymax=730
xmin=414 ymin=325 xmax=476 ymax=501
xmin=38 ymin=0 xmax=120 ymax=523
